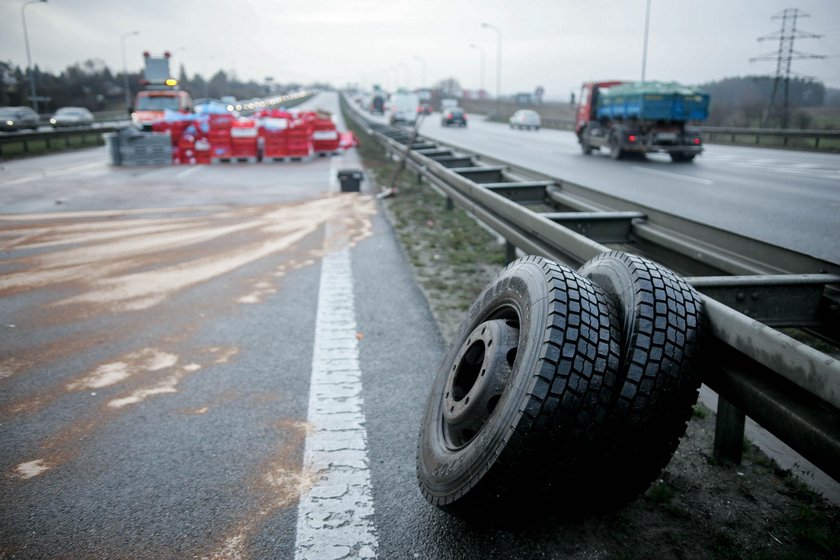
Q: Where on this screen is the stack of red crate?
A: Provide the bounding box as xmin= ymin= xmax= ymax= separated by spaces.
xmin=230 ymin=118 xmax=258 ymax=161
xmin=259 ymin=109 xmax=292 ymax=160
xmin=309 ymin=114 xmax=340 ymax=155
xmin=284 ymin=117 xmax=313 ymax=158
xmin=208 ymin=113 xmax=236 ymax=162
xmin=176 ymin=131 xmax=197 ymax=165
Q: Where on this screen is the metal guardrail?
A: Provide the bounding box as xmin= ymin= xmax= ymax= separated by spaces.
xmin=341 ymin=93 xmax=840 ymax=483
xmin=535 ymin=117 xmax=840 ymax=150
xmin=700 ymin=126 xmax=840 ymax=149
xmin=0 ymin=125 xmax=124 ymax=157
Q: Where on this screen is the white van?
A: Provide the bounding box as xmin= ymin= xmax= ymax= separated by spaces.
xmin=388 ymin=92 xmax=420 ymax=125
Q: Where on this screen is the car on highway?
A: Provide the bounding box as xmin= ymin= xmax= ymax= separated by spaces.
xmin=417 ymin=102 xmax=433 ymax=115
xmin=509 ymin=109 xmax=541 ymax=130
xmin=0 ymin=106 xmax=40 ymax=131
xmin=49 ymin=107 xmax=95 ymax=128
xmin=441 ymin=108 xmax=467 ymax=127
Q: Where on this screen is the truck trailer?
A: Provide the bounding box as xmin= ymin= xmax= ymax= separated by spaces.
xmin=576 ymin=81 xmax=709 ymax=162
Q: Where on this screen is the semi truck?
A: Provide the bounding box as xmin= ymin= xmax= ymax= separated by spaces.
xmin=130 ymin=51 xmax=194 ymax=130
xmin=575 ymin=81 xmax=709 ymax=162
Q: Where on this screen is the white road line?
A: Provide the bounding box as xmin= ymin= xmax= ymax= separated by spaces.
xmin=2 ymin=161 xmax=104 ymax=187
xmin=632 ymin=166 xmax=714 ymax=185
xmin=295 ymin=245 xmax=378 ymax=560
xmin=174 ymin=166 xmax=202 ymax=179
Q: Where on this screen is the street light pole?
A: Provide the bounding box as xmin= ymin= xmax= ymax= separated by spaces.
xmin=21 ymin=0 xmax=47 ymax=114
xmin=469 ymin=44 xmax=485 ymax=97
xmin=481 ymin=22 xmax=501 ymax=110
xmin=121 ymin=30 xmax=139 ymax=111
xmin=641 ymin=0 xmax=651 ymax=82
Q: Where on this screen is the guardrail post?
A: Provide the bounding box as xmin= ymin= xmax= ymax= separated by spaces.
xmin=713 ymin=396 xmax=746 ymax=465
xmin=505 ymin=241 xmax=517 ymax=264
xmin=445 ymin=196 xmax=454 ymax=211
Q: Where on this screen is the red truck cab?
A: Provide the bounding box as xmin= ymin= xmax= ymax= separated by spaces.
xmin=575 ymin=80 xmax=624 ymax=135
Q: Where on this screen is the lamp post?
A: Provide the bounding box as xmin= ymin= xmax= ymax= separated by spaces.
xmin=481 ymin=22 xmax=502 ymax=110
xmin=21 ymin=0 xmax=47 ymax=114
xmin=469 ymin=43 xmax=485 ymax=98
xmin=413 ymin=56 xmax=426 ymax=89
xmin=641 ymin=0 xmax=651 ymax=82
xmin=121 ymin=30 xmax=139 ymax=110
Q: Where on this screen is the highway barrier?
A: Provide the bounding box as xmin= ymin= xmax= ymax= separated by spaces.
xmin=341 ymin=93 xmax=840 ymax=501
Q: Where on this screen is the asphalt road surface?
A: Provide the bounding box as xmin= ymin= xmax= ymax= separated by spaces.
xmin=404 ymin=111 xmax=840 ymax=264
xmin=2 ymin=92 xmax=838 ymax=559
xmin=0 ymin=92 xmax=468 ymax=559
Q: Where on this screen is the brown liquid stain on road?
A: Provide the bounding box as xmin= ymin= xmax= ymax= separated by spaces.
xmin=1 ymin=193 xmax=377 ymax=483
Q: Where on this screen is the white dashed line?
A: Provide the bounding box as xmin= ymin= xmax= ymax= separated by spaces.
xmin=295 ymin=243 xmax=378 ymax=560
xmin=174 ymin=166 xmax=202 ymax=179
xmin=632 ymin=166 xmax=714 ymax=185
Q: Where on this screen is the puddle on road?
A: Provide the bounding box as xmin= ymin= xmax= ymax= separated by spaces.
xmin=1 ymin=193 xmax=376 ymax=481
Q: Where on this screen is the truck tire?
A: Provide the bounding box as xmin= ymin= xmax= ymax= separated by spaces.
xmin=609 ymin=132 xmax=624 ymax=160
xmin=417 ymin=256 xmax=621 ymax=515
xmin=577 ymin=251 xmax=705 ymax=506
xmin=579 ymin=127 xmax=593 ymax=155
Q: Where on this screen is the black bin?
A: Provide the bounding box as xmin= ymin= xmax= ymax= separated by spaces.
xmin=337 ymin=169 xmax=363 ymax=192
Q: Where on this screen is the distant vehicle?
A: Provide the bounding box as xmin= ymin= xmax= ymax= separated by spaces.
xmin=389 ymin=92 xmax=420 ymax=125
xmin=417 ymin=102 xmax=433 ymax=115
xmin=49 ymin=107 xmax=95 ymax=128
xmin=440 ymin=98 xmax=458 ymax=112
xmin=0 ymin=106 xmax=40 ymax=131
xmin=509 ymin=109 xmax=541 ymax=130
xmin=576 ymin=80 xmax=709 ymax=162
xmin=441 ymin=107 xmax=467 ymax=127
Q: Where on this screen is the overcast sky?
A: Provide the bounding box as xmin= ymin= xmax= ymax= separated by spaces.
xmin=1 ymin=0 xmax=838 ymax=100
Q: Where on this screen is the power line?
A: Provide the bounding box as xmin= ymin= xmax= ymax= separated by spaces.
xmin=749 ymin=8 xmax=825 ymax=128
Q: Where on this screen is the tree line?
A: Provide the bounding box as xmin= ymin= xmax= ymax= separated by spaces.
xmin=0 ymin=58 xmax=321 ymax=114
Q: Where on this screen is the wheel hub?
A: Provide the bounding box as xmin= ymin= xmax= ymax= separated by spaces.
xmin=442 ymin=319 xmax=519 ymax=448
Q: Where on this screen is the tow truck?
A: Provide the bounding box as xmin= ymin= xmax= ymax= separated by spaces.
xmin=130 ymin=51 xmax=194 ymax=130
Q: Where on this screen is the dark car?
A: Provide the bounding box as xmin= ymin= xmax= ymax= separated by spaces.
xmin=417 ymin=102 xmax=433 ymax=115
xmin=0 ymin=106 xmax=40 ymax=131
xmin=441 ymin=107 xmax=467 ymax=127
xmin=49 ymin=107 xmax=94 ymax=128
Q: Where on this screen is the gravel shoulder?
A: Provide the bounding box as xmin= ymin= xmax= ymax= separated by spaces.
xmin=348 ymin=113 xmax=840 ymax=560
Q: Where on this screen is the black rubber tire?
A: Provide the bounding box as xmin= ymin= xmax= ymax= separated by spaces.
xmin=609 ymin=132 xmax=624 ymax=160
xmin=417 ymin=256 xmax=620 ymax=514
xmin=579 ymin=127 xmax=593 ymax=155
xmin=578 ymin=251 xmax=705 ymax=505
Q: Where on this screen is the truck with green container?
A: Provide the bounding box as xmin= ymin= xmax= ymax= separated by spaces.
xmin=576 ymin=81 xmax=710 ymax=162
